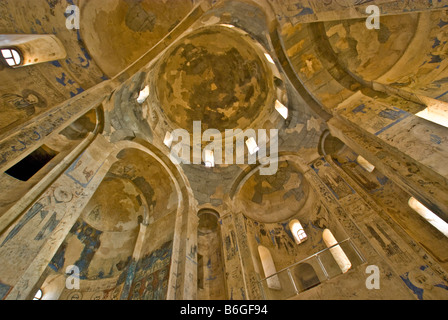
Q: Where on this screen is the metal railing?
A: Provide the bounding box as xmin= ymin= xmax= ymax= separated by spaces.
xmin=258 ymin=239 xmax=365 ymax=300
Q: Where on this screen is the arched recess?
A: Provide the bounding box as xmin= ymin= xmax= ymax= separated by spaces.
xmin=34 ymin=146 xmax=181 ymax=300
xmin=197 ymin=208 xmax=227 ymax=300
xmin=292 ymin=263 xmax=320 ymax=292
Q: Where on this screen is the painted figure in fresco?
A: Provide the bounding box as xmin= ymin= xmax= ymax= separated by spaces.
xmin=1 ymin=89 xmax=47 ymax=116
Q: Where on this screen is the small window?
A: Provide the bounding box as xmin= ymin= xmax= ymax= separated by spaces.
xmin=258 ymin=246 xmax=281 ymax=290
xmin=1 ymin=48 xmax=22 ymax=67
xmin=33 ymin=289 xmax=43 ymax=300
xmin=219 ymin=24 xmax=235 ymax=29
xmin=246 ymin=137 xmax=259 ymax=155
xmin=408 ymin=197 xmax=448 ymax=238
xmin=275 ymin=100 xmax=288 ymax=119
xmin=289 ymin=219 xmax=308 ymax=244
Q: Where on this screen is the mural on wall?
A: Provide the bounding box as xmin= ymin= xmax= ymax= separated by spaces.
xmin=311 ymin=157 xmax=354 ymax=200
xmin=324 ymin=14 xmax=418 ymax=81
xmin=332 ymin=146 xmax=448 ymax=264
xmin=337 ymin=95 xmax=414 ymax=138
xmin=128 ymin=240 xmax=173 ymax=300
xmin=78 ymin=0 xmax=199 ymax=77
xmin=1 ymin=90 xmax=47 ymax=116
xmin=0 ymin=89 xmax=49 ymax=131
xmin=223 ymin=229 xmax=238 ymax=262
xmin=0 ymin=0 xmax=113 ymax=136
xmin=400 ymin=265 xmax=448 ymax=300
xmin=156 ymin=26 xmax=272 ymax=133
xmin=331 ymin=148 xmax=388 ymax=194
xmin=197 ymin=230 xmax=227 ymax=300
xmin=49 ymin=219 xmax=103 ymax=279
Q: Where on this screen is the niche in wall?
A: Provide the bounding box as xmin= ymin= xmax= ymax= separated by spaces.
xmin=293 ymin=263 xmax=320 ymax=292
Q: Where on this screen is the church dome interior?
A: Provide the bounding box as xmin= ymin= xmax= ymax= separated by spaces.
xmin=0 ymin=0 xmax=447 ymax=304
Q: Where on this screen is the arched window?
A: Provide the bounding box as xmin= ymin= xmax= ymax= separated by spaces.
xmin=164 ymin=132 xmax=173 ymax=148
xmin=258 ymin=246 xmax=281 ymax=290
xmin=288 ymin=219 xmax=308 ymax=244
xmin=356 ymin=155 xmax=375 ymax=173
xmin=5 ymin=145 xmax=59 ymax=181
xmin=322 ymin=229 xmax=352 ymax=274
xmin=204 ymin=149 xmax=215 ymax=168
xmin=33 ymin=289 xmax=43 ymax=300
xmin=1 ymin=48 xmax=22 ymax=67
xmin=408 ymin=197 xmax=448 ymax=238
xmin=275 ymin=100 xmax=288 ymax=119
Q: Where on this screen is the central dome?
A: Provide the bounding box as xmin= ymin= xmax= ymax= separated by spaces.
xmin=156 ymin=26 xmax=273 ymax=132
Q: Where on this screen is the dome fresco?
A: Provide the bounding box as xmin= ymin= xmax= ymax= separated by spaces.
xmin=156 ymin=26 xmax=273 ymax=132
